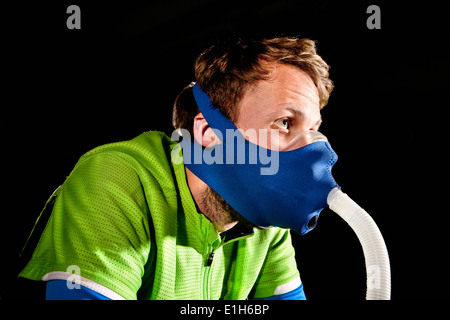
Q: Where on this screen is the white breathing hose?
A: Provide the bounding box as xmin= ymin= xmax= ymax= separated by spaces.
xmin=327 ymin=187 xmax=391 ymax=300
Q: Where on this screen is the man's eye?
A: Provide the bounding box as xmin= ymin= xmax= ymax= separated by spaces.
xmin=276 ymin=119 xmax=290 ymax=130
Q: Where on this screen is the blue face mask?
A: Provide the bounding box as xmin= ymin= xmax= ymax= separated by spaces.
xmin=180 ymin=83 xmax=339 ymax=235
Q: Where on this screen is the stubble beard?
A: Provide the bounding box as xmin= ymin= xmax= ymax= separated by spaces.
xmin=200 ymin=186 xmax=258 ymax=231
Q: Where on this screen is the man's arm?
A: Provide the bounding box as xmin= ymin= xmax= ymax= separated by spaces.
xmin=249 ymin=228 xmax=304 ymax=300
xmin=46 ymin=280 xmax=111 ymax=300
xmin=253 ymin=283 xmax=306 ymax=300
xmin=19 ymin=152 xmax=151 ymax=300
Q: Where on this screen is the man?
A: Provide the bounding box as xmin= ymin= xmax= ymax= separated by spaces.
xmin=18 ymin=36 xmax=333 ymax=300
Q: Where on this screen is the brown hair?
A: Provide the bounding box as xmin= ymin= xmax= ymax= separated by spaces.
xmin=173 ymin=37 xmax=334 ymax=136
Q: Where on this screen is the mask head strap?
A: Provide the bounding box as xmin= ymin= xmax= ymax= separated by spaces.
xmin=192 ymin=83 xmax=238 ymax=142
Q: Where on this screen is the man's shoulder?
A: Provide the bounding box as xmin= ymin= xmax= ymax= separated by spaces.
xmin=81 ymin=131 xmax=175 ymax=161
xmin=68 ymin=131 xmax=181 ymax=197
xmin=75 ymin=131 xmax=173 ymax=170
xmin=242 ymin=227 xmax=293 ymax=251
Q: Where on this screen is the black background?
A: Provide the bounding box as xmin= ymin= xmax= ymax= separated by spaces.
xmin=1 ymin=0 xmax=449 ymax=301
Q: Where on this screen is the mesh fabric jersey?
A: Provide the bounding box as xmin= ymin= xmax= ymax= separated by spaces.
xmin=19 ymin=131 xmax=300 ymax=300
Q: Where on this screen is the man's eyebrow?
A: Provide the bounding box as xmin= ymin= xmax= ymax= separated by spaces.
xmin=315 ymin=118 xmax=323 ymax=128
xmin=284 ymin=106 xmax=322 ymax=127
xmin=284 ymin=106 xmax=303 ymax=117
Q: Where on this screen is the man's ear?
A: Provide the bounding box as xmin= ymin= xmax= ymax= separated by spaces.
xmin=193 ymin=113 xmax=221 ymax=148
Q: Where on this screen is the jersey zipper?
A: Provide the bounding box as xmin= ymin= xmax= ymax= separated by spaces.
xmin=203 ymin=247 xmax=215 ymax=299
xmin=206 ymin=250 xmax=215 ymax=266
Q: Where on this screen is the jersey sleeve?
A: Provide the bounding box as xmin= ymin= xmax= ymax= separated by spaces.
xmin=45 ymin=280 xmax=111 ymax=300
xmin=19 ymin=152 xmax=151 ymax=300
xmin=253 ymin=283 xmax=306 ymax=300
xmin=251 ymin=228 xmax=301 ymax=299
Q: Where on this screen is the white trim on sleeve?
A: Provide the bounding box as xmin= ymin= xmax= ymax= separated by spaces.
xmin=42 ymin=271 xmax=126 ymax=300
xmin=274 ymin=276 xmax=302 ymax=295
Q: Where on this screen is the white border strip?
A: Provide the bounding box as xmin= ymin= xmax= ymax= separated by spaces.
xmin=42 ymin=271 xmax=126 ymax=300
xmin=274 ymin=277 xmax=302 ymax=295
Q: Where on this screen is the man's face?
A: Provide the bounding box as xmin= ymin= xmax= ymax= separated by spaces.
xmin=191 ymin=62 xmax=323 ymax=231
xmin=235 ymin=62 xmax=322 ymax=151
